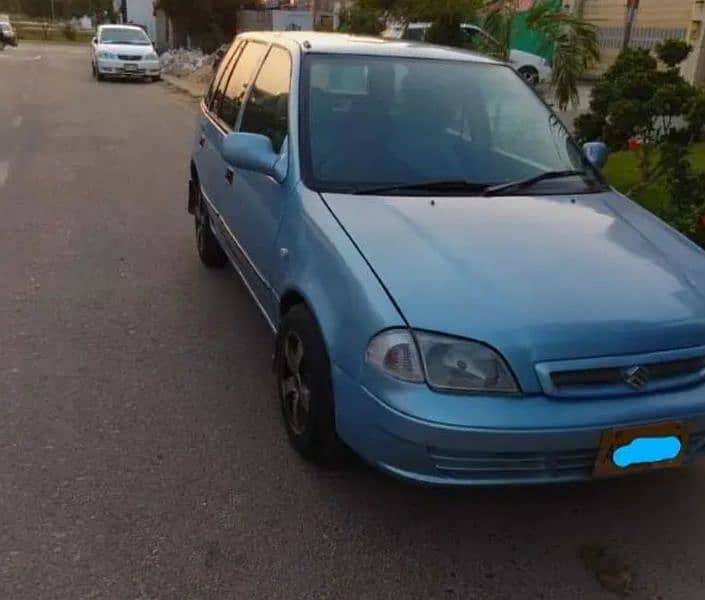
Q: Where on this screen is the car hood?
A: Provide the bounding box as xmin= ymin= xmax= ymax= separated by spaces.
xmin=97 ymin=43 xmax=154 ymax=55
xmin=323 ymin=190 xmax=705 ymax=376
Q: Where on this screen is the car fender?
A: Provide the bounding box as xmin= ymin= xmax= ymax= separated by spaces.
xmin=271 ymin=184 xmax=405 ymax=380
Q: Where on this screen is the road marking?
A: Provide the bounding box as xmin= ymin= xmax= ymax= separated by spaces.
xmin=0 ymin=161 xmax=9 ymax=187
xmin=12 ymin=116 xmax=23 ymax=128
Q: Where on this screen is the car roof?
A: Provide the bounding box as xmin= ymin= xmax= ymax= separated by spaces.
xmin=238 ymin=31 xmax=499 ymax=64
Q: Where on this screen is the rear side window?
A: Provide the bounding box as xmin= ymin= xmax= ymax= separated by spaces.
xmin=240 ymin=47 xmax=292 ymax=154
xmin=217 ymin=42 xmax=267 ymax=129
xmin=206 ymin=40 xmax=241 ymax=109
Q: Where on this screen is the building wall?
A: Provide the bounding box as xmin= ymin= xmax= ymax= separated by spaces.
xmin=581 ymin=0 xmax=705 ymax=84
xmin=112 ymin=0 xmax=157 ymax=42
xmin=126 ymin=0 xmax=157 ymax=41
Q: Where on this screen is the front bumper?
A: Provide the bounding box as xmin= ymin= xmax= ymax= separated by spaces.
xmin=333 ymin=365 xmax=705 ymax=486
xmin=96 ymin=58 xmax=161 ymax=78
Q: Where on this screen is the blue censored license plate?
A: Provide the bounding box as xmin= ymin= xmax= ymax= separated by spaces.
xmin=594 ymin=422 xmax=688 ymax=478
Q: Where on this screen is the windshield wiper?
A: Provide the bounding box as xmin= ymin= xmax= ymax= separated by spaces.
xmin=483 ymin=170 xmax=588 ymax=196
xmin=352 ymin=179 xmax=491 ymax=196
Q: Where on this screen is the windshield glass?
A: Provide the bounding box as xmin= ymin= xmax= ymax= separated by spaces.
xmin=100 ymin=28 xmax=150 ymax=45
xmin=302 ymin=56 xmax=598 ymax=194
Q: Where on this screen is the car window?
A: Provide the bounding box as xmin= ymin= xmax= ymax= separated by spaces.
xmin=217 ymin=42 xmax=267 ymax=130
xmin=99 ymin=28 xmax=150 ymax=45
xmin=240 ymin=46 xmax=291 ymax=154
xmin=302 ymin=55 xmax=592 ymax=192
xmin=206 ymin=40 xmax=242 ymax=110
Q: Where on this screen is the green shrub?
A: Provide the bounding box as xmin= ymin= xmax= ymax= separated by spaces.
xmin=655 ymin=39 xmax=692 ymax=69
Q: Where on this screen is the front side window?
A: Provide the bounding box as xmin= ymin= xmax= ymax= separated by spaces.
xmin=99 ymin=28 xmax=150 ymax=45
xmin=240 ymin=47 xmax=292 ymax=154
xmin=217 ymin=42 xmax=267 ymax=129
xmin=302 ymin=55 xmax=598 ymax=194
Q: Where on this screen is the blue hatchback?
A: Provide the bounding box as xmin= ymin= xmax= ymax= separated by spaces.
xmin=188 ymin=32 xmax=705 ymax=485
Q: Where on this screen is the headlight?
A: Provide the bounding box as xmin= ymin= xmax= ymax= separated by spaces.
xmin=366 ymin=329 xmax=519 ymax=393
xmin=144 ymin=52 xmax=158 ymax=61
xmin=97 ymin=51 xmax=116 ymax=59
xmin=415 ymin=332 xmax=518 ymax=393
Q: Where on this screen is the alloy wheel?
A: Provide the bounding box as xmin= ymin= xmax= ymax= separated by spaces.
xmin=280 ymin=331 xmax=311 ymax=436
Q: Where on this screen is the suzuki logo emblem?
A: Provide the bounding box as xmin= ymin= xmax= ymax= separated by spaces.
xmin=623 ymin=366 xmax=650 ymax=390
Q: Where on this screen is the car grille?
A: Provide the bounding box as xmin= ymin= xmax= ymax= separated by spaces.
xmin=118 ymin=54 xmax=142 ymax=61
xmin=428 ymin=447 xmax=597 ymax=481
xmin=535 ymin=349 xmax=705 ymax=398
xmin=429 ymin=431 xmax=705 ymax=482
xmin=551 ymin=357 xmax=705 ymax=389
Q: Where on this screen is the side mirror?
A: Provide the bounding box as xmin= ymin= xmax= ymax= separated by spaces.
xmin=92 ymin=37 xmax=97 ymax=45
xmin=583 ymin=141 xmax=609 ymax=170
xmin=221 ymin=132 xmax=285 ymax=182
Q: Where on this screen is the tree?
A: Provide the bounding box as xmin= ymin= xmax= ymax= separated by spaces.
xmin=155 ymin=0 xmax=243 ymax=51
xmin=525 ymin=1 xmax=599 ymax=110
xmin=342 ymin=0 xmax=482 ymax=47
xmin=575 ymin=43 xmax=705 ymax=243
xmin=483 ymin=0 xmax=599 ymax=110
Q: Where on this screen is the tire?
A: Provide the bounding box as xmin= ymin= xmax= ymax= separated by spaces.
xmin=519 ymin=66 xmax=540 ymax=87
xmin=194 ymin=187 xmax=227 ymax=268
xmin=276 ymin=305 xmax=342 ymax=462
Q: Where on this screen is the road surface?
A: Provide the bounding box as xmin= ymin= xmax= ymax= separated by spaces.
xmin=1 ymin=43 xmax=704 ymax=600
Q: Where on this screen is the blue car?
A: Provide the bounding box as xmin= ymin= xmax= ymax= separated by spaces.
xmin=188 ymin=32 xmax=705 ymax=485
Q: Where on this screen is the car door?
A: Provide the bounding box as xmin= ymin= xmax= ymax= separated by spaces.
xmin=225 ymin=45 xmax=293 ymax=322
xmin=207 ymin=41 xmax=268 ymax=225
xmin=194 ymin=39 xmax=243 ymax=207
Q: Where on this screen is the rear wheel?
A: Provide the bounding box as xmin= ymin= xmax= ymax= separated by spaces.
xmin=519 ymin=66 xmax=540 ymax=87
xmin=276 ymin=305 xmax=342 ymax=462
xmin=194 ymin=187 xmax=227 ymax=268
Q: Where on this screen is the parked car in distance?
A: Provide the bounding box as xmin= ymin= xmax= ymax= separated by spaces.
xmin=91 ymin=24 xmax=161 ymax=82
xmin=383 ymin=22 xmax=552 ymax=86
xmin=0 ymin=20 xmax=18 ymax=49
xmin=189 ymin=32 xmax=705 ymax=486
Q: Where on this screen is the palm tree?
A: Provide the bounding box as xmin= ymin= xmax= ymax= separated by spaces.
xmin=483 ymin=0 xmax=600 ymax=111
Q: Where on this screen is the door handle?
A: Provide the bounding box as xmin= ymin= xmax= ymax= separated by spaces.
xmin=198 ymin=135 xmax=206 ymax=148
xmin=225 ymin=167 xmax=234 ymax=184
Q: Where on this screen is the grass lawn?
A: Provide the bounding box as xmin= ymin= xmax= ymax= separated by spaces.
xmin=604 ymin=143 xmax=705 ymax=213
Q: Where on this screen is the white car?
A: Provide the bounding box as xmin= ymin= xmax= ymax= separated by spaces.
xmin=91 ymin=24 xmax=161 ymax=82
xmin=383 ymin=22 xmax=552 ymax=86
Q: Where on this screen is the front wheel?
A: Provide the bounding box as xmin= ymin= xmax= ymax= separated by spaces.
xmin=276 ymin=305 xmax=342 ymax=462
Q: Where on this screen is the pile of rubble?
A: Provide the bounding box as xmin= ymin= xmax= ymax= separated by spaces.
xmin=159 ymin=49 xmax=215 ymax=78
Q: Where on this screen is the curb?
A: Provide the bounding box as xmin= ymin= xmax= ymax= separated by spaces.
xmin=161 ymin=74 xmax=206 ymax=99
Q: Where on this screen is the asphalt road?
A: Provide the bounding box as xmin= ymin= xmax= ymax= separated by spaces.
xmin=2 ymin=42 xmax=705 ymax=600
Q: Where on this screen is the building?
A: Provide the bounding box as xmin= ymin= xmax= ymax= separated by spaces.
xmin=576 ymin=0 xmax=705 ymax=84
xmin=112 ymin=0 xmax=158 ymax=42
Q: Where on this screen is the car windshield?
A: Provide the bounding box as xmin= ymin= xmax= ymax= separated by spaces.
xmin=302 ymin=55 xmax=599 ymax=194
xmin=100 ymin=28 xmax=150 ymax=45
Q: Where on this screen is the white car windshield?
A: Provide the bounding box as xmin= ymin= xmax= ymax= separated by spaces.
xmin=100 ymin=28 xmax=150 ymax=45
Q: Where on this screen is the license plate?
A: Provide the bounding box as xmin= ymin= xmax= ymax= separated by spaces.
xmin=123 ymin=63 xmax=138 ymax=72
xmin=594 ymin=422 xmax=688 ymax=478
